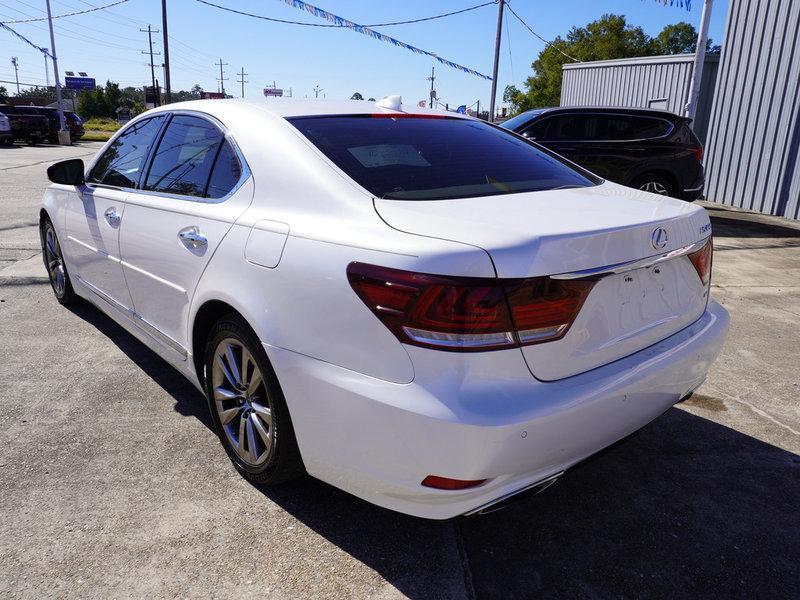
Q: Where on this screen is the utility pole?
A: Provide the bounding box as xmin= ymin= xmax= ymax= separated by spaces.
xmin=43 ymin=50 xmax=49 ymax=86
xmin=685 ymin=0 xmax=713 ymax=121
xmin=141 ymin=25 xmax=161 ymax=106
xmin=216 ymin=59 xmax=228 ymax=95
xmin=426 ymin=67 xmax=436 ymax=109
xmin=488 ymin=0 xmax=505 ymax=123
xmin=313 ymin=84 xmax=323 ymax=98
xmin=237 ymin=67 xmax=248 ymax=98
xmin=11 ymin=57 xmax=20 ymax=93
xmin=161 ymin=0 xmax=171 ymax=103
xmin=44 ymin=0 xmax=67 ymax=141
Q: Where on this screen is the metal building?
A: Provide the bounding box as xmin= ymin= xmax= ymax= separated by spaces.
xmin=703 ymin=0 xmax=800 ymax=220
xmin=561 ymin=53 xmax=719 ymax=143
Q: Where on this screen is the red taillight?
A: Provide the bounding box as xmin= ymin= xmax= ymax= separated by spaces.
xmin=688 ymin=237 xmax=713 ymax=286
xmin=346 ymin=263 xmax=596 ymax=352
xmin=421 ymin=475 xmax=487 ymax=490
xmin=689 ymin=145 xmax=704 ymax=162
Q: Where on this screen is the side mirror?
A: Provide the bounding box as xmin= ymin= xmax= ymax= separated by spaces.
xmin=47 ymin=158 xmax=85 ymax=186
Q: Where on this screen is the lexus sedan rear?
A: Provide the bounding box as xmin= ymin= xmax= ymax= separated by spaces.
xmin=40 ymin=98 xmax=728 ymax=519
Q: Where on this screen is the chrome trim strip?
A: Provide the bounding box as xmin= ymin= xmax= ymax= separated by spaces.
xmin=119 ymin=259 xmax=186 ymax=294
xmin=463 ymin=472 xmax=563 ymax=516
xmin=683 ymin=184 xmax=704 ymax=192
xmin=76 ymin=274 xmax=187 ymax=359
xmin=550 ymin=237 xmax=710 ymax=281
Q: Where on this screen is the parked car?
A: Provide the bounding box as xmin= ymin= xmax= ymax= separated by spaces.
xmin=65 ymin=111 xmax=85 ymax=141
xmin=501 ymin=106 xmax=705 ymax=200
xmin=40 ymin=99 xmax=728 ymax=519
xmin=0 ymin=104 xmax=49 ymax=145
xmin=0 ymin=111 xmax=12 ymax=146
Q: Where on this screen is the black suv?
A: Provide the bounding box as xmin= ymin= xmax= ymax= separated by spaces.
xmin=501 ymin=107 xmax=705 ymax=200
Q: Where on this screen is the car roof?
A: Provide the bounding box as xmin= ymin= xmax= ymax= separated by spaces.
xmin=142 ymin=97 xmax=471 ymax=121
xmin=520 ymin=106 xmax=684 ymax=120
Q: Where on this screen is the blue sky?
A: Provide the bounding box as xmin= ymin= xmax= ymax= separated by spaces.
xmin=1 ymin=0 xmax=728 ymax=108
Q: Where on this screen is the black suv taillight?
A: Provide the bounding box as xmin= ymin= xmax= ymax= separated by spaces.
xmin=347 ymin=262 xmax=595 ymax=352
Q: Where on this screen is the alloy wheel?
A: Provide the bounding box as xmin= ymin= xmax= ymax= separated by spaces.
xmin=211 ymin=338 xmax=274 ymax=466
xmin=639 ymin=181 xmax=669 ymax=195
xmin=44 ymin=225 xmax=66 ymax=297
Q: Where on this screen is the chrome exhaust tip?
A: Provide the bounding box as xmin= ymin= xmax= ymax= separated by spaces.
xmin=463 ymin=472 xmax=563 ymax=516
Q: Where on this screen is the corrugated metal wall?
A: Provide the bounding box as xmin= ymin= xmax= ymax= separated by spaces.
xmin=704 ymin=0 xmax=800 ymax=219
xmin=560 ymin=54 xmax=719 ymax=143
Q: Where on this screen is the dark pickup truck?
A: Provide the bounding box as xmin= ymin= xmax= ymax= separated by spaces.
xmin=0 ymin=105 xmax=50 ymax=145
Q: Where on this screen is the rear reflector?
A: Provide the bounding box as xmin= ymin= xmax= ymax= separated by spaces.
xmin=688 ymin=237 xmax=713 ymax=286
xmin=421 ymin=475 xmax=487 ymax=490
xmin=688 ymin=145 xmax=704 ymax=162
xmin=347 ymin=262 xmax=596 ymax=352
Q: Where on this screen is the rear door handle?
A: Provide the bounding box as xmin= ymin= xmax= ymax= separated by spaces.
xmin=178 ymin=227 xmax=207 ymax=249
xmin=104 ymin=207 xmax=121 ymax=227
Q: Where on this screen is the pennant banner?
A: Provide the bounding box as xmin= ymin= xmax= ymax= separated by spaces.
xmin=279 ymin=0 xmax=493 ymax=80
xmin=648 ymin=0 xmax=692 ymax=11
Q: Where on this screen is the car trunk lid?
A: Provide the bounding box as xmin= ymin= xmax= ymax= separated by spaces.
xmin=374 ymin=182 xmax=712 ymax=380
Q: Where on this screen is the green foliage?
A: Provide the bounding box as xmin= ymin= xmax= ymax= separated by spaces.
xmin=0 ymin=86 xmax=8 ymax=102
xmin=82 ymin=117 xmax=120 ymax=132
xmin=13 ymin=86 xmax=56 ymax=104
xmin=351 ymin=92 xmax=364 ymax=100
xmin=513 ymin=15 xmax=718 ymax=113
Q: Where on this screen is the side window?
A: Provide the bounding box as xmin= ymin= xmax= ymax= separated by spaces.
xmin=547 ymin=115 xmax=587 ymax=140
xmin=630 ymin=116 xmax=672 ymax=139
xmin=521 ymin=118 xmax=550 ymax=140
xmin=144 ymin=115 xmax=225 ymax=198
xmin=205 ymin=141 xmax=243 ymax=199
xmin=88 ymin=115 xmax=166 ymax=188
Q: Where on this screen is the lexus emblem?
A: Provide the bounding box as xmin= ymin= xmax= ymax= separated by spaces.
xmin=651 ymin=227 xmax=669 ymax=250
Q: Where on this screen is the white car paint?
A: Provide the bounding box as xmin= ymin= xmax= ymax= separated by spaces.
xmin=41 ymin=98 xmax=729 ymax=519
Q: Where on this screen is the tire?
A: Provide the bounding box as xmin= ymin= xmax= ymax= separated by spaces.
xmin=40 ymin=218 xmax=77 ymax=306
xmin=203 ymin=314 xmax=304 ymax=485
xmin=632 ymin=173 xmax=674 ymax=197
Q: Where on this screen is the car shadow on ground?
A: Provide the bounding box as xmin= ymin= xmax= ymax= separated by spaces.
xmin=708 ymin=209 xmax=800 ymax=238
xmin=67 ymin=284 xmax=799 ymax=599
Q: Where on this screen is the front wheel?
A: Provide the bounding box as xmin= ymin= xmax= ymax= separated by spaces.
xmin=41 ymin=219 xmax=77 ymax=305
xmin=204 ymin=314 xmax=304 ymax=485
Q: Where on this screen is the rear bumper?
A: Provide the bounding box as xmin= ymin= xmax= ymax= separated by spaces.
xmin=267 ymin=300 xmax=729 ymax=519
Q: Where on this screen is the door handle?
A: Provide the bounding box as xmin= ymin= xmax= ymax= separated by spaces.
xmin=178 ymin=227 xmax=208 ymax=249
xmin=104 ymin=207 xmax=121 ymax=227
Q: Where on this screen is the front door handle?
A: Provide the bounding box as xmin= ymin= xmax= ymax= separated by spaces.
xmin=178 ymin=227 xmax=208 ymax=249
xmin=104 ymin=207 xmax=121 ymax=227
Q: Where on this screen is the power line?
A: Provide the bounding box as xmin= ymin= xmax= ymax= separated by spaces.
xmin=505 ymin=2 xmax=578 ymax=62
xmin=1 ymin=0 xmax=129 ymax=23
xmin=193 ymin=0 xmax=497 ymax=28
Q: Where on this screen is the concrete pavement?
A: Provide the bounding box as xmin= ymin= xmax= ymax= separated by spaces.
xmin=1 ymin=144 xmax=798 ymax=598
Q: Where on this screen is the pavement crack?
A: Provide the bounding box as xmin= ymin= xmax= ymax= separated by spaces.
xmin=452 ymin=519 xmax=477 ymax=600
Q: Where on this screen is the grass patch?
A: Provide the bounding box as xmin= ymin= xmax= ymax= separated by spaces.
xmin=82 ymin=118 xmax=120 ymax=132
xmin=80 ymin=131 xmax=113 ymax=142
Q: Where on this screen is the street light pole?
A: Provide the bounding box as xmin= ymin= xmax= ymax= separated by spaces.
xmin=161 ymin=0 xmax=171 ymax=103
xmin=685 ymin=0 xmax=713 ymax=120
xmin=44 ymin=0 xmax=68 ymax=141
xmin=11 ymin=57 xmax=20 ymax=93
xmin=488 ymin=0 xmax=505 ymax=123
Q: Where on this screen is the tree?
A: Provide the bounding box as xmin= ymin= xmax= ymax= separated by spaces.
xmin=0 ymin=86 xmax=7 ymax=102
xmin=350 ymin=92 xmax=363 ymax=100
xmin=13 ymin=86 xmax=56 ymax=104
xmin=367 ymin=97 xmax=376 ymax=102
xmin=655 ymin=22 xmax=718 ymax=54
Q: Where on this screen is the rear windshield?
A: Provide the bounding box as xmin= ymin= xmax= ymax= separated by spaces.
xmin=289 ymin=115 xmax=598 ymax=200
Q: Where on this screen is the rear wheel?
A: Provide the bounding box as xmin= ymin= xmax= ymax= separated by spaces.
xmin=41 ymin=218 xmax=77 ymax=305
xmin=632 ymin=173 xmax=674 ymax=197
xmin=204 ymin=314 xmax=304 ymax=485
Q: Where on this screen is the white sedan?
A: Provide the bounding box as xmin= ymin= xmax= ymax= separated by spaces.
xmin=40 ymin=98 xmax=728 ymax=519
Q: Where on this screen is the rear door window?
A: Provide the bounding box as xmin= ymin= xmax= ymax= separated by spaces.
xmin=545 ymin=115 xmax=587 ymax=141
xmin=290 ymin=116 xmax=598 ymax=200
xmin=88 ymin=115 xmax=166 ymax=188
xmin=592 ymin=115 xmax=672 ymax=140
xmin=144 ymin=115 xmax=226 ymax=198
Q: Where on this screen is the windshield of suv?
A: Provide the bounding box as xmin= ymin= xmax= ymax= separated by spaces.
xmin=289 ymin=115 xmax=598 ymax=200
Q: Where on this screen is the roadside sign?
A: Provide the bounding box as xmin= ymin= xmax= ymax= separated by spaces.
xmin=64 ymin=76 xmax=95 ymax=90
xmin=200 ymin=91 xmax=225 ymax=99
xmin=263 ymin=88 xmax=283 ymax=97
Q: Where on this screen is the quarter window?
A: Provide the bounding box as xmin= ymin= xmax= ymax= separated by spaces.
xmin=88 ymin=115 xmax=166 ymax=188
xmin=205 ymin=141 xmax=242 ymax=199
xmin=144 ymin=115 xmax=227 ymax=198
